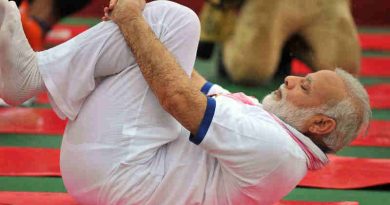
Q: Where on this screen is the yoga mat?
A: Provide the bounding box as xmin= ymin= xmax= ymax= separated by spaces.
xmin=351 ymin=120 xmax=390 ymax=147
xmin=299 ymin=155 xmax=390 ymax=189
xmin=0 ymin=192 xmax=358 ymax=205
xmin=0 ymin=107 xmax=66 ymax=135
xmin=0 ymin=147 xmax=60 ymax=177
xmin=366 ymin=84 xmax=390 ymax=109
xmin=359 ymin=33 xmax=390 ymax=51
xmin=291 ymin=57 xmax=390 ymax=77
xmin=277 ymin=201 xmax=358 ymax=205
xmin=36 ymin=92 xmax=49 ymax=104
xmin=45 ymin=24 xmax=90 ymax=46
xmin=360 ymin=57 xmax=390 ymax=77
xmin=0 ymin=192 xmax=78 ymax=205
xmin=2 ymin=147 xmax=389 ymax=189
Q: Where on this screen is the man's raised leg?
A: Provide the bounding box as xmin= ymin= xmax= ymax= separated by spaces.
xmin=36 ymin=1 xmax=200 ymax=120
xmin=0 ymin=0 xmax=44 ymax=105
xmin=0 ymin=0 xmax=199 ymax=118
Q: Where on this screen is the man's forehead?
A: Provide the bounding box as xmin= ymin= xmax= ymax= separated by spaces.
xmin=311 ymin=70 xmax=347 ymax=100
xmin=311 ymin=70 xmax=343 ymax=84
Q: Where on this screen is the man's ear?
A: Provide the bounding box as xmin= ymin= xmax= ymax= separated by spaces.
xmin=307 ymin=114 xmax=336 ymax=135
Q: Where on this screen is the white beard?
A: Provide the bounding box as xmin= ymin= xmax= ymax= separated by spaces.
xmin=262 ymin=87 xmax=318 ymax=132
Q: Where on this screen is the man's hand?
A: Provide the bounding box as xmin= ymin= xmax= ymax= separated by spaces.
xmin=102 ymin=0 xmax=146 ymax=23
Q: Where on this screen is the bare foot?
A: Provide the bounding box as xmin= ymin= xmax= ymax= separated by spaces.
xmin=0 ymin=0 xmax=41 ymax=106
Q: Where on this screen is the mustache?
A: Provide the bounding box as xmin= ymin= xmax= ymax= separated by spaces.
xmin=278 ymin=84 xmax=286 ymax=99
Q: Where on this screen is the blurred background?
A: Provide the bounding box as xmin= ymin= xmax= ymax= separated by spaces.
xmin=76 ymin=0 xmax=390 ymax=27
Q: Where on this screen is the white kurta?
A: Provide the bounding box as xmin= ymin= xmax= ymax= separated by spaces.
xmin=37 ymin=1 xmax=325 ymax=205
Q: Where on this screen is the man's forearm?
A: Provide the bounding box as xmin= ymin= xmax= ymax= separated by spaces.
xmin=191 ymin=70 xmax=207 ymax=91
xmin=113 ymin=8 xmax=207 ymax=134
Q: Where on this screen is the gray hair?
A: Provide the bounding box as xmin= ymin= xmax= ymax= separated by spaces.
xmin=320 ymin=68 xmax=371 ymax=152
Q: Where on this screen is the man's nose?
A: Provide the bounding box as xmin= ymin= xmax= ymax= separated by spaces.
xmin=284 ymin=76 xmax=300 ymax=89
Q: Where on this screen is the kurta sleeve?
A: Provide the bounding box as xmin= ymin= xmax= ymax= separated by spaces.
xmin=189 ymin=96 xmax=289 ymax=186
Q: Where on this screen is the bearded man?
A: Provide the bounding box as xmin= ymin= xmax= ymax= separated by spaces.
xmin=0 ymin=0 xmax=370 ymax=204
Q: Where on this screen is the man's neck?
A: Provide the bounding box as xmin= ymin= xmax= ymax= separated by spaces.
xmin=305 ymin=133 xmax=332 ymax=153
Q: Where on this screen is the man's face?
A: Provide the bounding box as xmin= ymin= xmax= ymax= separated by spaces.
xmin=262 ymin=70 xmax=347 ymax=131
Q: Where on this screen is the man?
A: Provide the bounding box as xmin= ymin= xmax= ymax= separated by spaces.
xmin=0 ymin=0 xmax=371 ymax=204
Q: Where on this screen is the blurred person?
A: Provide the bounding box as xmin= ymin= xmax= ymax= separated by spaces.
xmin=198 ymin=0 xmax=361 ymax=85
xmin=14 ymin=0 xmax=91 ymax=50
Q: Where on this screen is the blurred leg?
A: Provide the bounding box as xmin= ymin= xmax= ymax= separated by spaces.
xmin=36 ymin=1 xmax=200 ymax=119
xmin=299 ymin=0 xmax=360 ymax=74
xmin=223 ymin=0 xmax=289 ymax=84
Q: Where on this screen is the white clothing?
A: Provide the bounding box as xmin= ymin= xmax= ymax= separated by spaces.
xmin=37 ymin=1 xmax=326 ymax=205
xmin=0 ymin=0 xmax=44 ymax=106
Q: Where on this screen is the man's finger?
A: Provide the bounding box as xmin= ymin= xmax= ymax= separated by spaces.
xmin=102 ymin=6 xmax=111 ymax=21
xmin=109 ymin=0 xmax=118 ymax=9
xmin=104 ymin=6 xmax=110 ymax=14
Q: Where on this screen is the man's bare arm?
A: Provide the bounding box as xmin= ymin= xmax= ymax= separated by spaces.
xmin=191 ymin=70 xmax=208 ymax=91
xmin=107 ymin=0 xmax=207 ymax=134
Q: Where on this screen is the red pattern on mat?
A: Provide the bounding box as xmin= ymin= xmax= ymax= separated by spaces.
xmin=352 ymin=120 xmax=390 ymax=147
xmin=0 ymin=107 xmax=66 ymax=135
xmin=366 ymin=84 xmax=390 ymax=109
xmin=36 ymin=92 xmax=49 ymax=104
xmin=0 ymin=192 xmax=358 ymax=205
xmin=360 ymin=57 xmax=390 ymax=76
xmin=2 ymin=148 xmax=389 ymax=189
xmin=292 ymin=58 xmax=390 ymax=77
xmin=299 ymin=155 xmax=390 ymax=189
xmin=0 ymin=147 xmax=60 ymax=177
xmin=359 ymin=33 xmax=390 ymax=51
xmin=0 ymin=192 xmax=79 ymax=205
